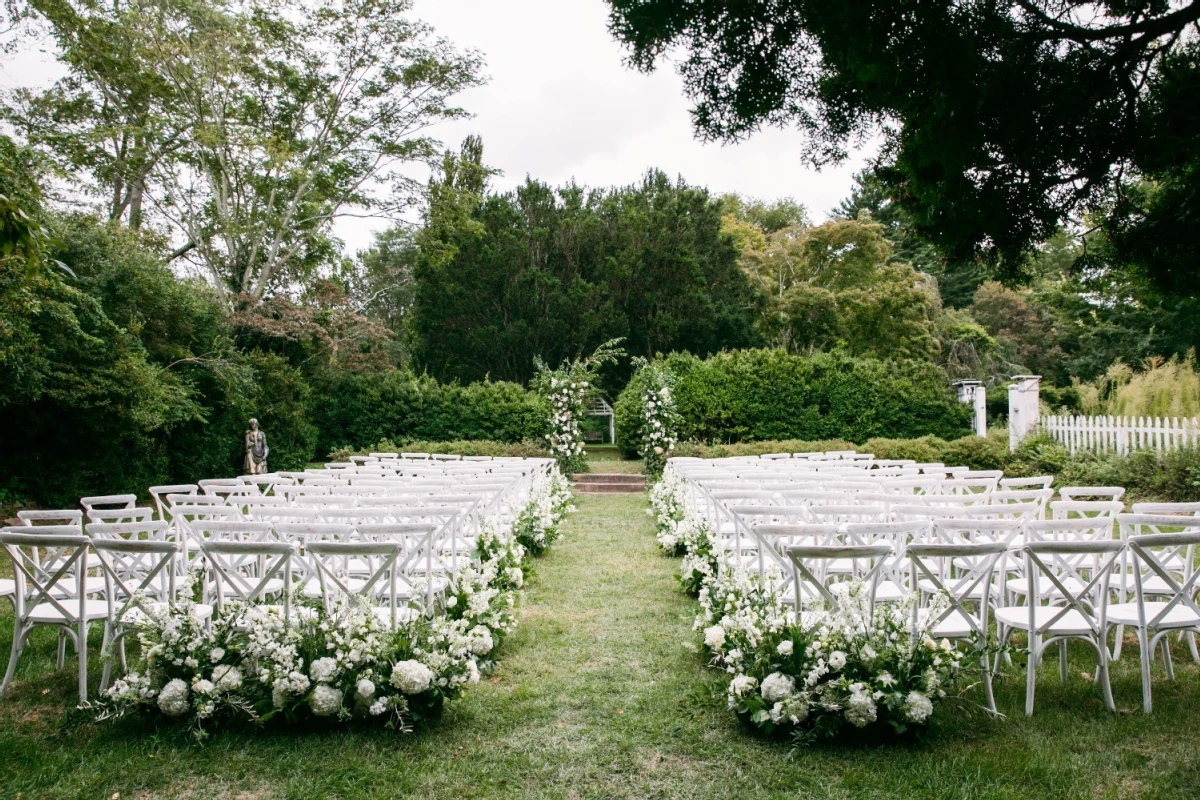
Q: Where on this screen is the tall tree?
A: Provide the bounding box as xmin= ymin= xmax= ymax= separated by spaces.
xmin=607 ymin=1 xmax=1200 ymax=292
xmin=411 ymin=169 xmax=760 ymax=385
xmin=4 ymin=0 xmax=484 ymax=307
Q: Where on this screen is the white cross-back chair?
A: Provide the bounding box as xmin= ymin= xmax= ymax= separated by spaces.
xmin=994 ymin=539 xmax=1123 ymax=715
xmin=784 ymin=542 xmax=893 ymax=632
xmin=80 ymin=494 xmax=137 ymax=513
xmin=907 ymin=540 xmax=1008 ymax=712
xmin=1059 ymin=486 xmax=1126 ymax=502
xmin=17 ymin=510 xmax=83 ymax=527
xmin=199 ymin=539 xmax=299 ymax=625
xmin=148 ymin=484 xmax=198 ymax=521
xmin=0 ymin=528 xmax=108 ymax=701
xmin=305 ymin=540 xmax=413 ymax=629
xmin=1107 ymin=523 xmax=1200 ymax=712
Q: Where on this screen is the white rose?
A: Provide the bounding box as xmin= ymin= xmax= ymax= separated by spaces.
xmin=828 ymin=650 xmax=847 ymax=671
xmin=777 ymin=640 xmax=794 ymax=657
xmin=355 ymin=679 xmax=376 ymax=700
xmin=192 ymin=679 xmax=215 ymax=696
xmin=209 ymin=647 xmax=226 ymax=662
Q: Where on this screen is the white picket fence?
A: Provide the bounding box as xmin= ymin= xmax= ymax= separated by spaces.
xmin=1040 ymin=415 xmax=1200 ymax=455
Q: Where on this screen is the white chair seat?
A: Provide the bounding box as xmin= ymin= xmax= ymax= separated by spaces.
xmin=916 ymin=608 xmax=977 ymax=639
xmin=0 ymin=578 xmax=13 ymax=598
xmin=1006 ymin=576 xmax=1085 ymax=596
xmin=27 ymin=599 xmax=111 ymax=623
xmin=995 ymin=605 xmax=1095 ymax=635
xmin=1106 ymin=602 xmax=1200 ymax=629
xmin=875 ymin=580 xmax=910 ymax=602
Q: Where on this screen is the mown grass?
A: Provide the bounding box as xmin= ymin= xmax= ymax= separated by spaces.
xmin=2 ymin=493 xmax=1200 ymax=799
xmin=582 ymin=445 xmax=644 ymax=474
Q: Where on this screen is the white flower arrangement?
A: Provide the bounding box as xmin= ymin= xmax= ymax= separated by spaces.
xmin=696 ymin=563 xmax=988 ymax=745
xmin=94 ymin=482 xmax=571 ymax=739
xmin=532 ymin=339 xmax=624 ymax=474
xmin=632 ymin=359 xmax=681 ymax=476
xmin=647 ymin=465 xmax=719 ymax=592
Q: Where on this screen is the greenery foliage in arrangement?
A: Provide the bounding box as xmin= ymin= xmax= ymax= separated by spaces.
xmin=615 ymin=350 xmax=971 ymax=456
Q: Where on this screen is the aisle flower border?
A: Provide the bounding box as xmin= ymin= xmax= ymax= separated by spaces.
xmin=94 ymin=466 xmax=573 ymax=739
xmin=648 ymin=463 xmax=996 ymax=746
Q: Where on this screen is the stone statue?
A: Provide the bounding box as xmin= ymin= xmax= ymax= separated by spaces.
xmin=244 ymin=418 xmax=269 ymax=475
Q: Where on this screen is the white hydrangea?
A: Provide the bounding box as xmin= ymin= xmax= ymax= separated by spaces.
xmin=845 ymin=685 xmax=877 ymax=728
xmin=760 ymin=672 xmax=796 ymax=704
xmin=310 ymin=684 xmax=343 ymax=717
xmin=704 ymin=625 xmax=726 ymax=651
xmin=390 ymin=659 xmax=435 ymax=694
xmin=157 ymin=678 xmax=190 ymax=717
xmin=467 ymin=625 xmax=494 ymax=657
xmin=467 ymin=659 xmax=481 ymax=684
xmin=776 ymin=640 xmax=794 ymax=657
xmin=729 ymin=674 xmax=757 ymax=697
xmin=369 ymin=697 xmax=390 ymax=716
xmin=903 ymin=691 xmax=934 ymax=723
xmin=213 ymin=665 xmax=243 ymax=693
xmin=310 ymin=657 xmax=339 ymax=684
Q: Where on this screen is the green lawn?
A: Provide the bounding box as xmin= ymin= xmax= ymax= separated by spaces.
xmin=582 ymin=445 xmax=645 ymax=474
xmin=2 ymin=493 xmax=1200 ymax=798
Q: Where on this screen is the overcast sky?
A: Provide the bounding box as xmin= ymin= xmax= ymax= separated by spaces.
xmin=0 ymin=0 xmax=875 ymax=256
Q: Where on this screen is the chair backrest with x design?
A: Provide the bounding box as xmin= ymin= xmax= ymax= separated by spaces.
xmin=907 ymin=540 xmax=1007 ymax=642
xmin=305 ymin=540 xmax=408 ymax=628
xmin=1125 ymin=526 xmax=1200 ymax=632
xmin=1021 ymin=540 xmax=1123 ymax=638
xmin=0 ymin=528 xmax=92 ymax=621
xmin=784 ymin=542 xmax=893 ymax=629
xmin=17 ymin=510 xmax=83 ymax=528
xmin=199 ymin=540 xmax=297 ymax=619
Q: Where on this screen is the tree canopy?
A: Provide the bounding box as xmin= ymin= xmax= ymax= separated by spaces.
xmin=606 ymin=0 xmax=1200 ymax=294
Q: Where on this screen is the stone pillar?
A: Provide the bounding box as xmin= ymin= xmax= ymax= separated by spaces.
xmin=953 ymin=380 xmax=987 ymax=437
xmin=1008 ymin=375 xmax=1041 ymax=451
xmin=972 ymin=385 xmax=987 ymax=437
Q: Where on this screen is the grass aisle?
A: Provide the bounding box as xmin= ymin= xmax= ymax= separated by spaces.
xmin=3 ymin=492 xmax=1200 ymax=798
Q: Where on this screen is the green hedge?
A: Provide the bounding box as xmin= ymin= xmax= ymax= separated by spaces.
xmin=310 ymin=372 xmax=549 ymax=458
xmin=615 ymin=350 xmax=972 ymax=457
xmin=328 ymin=438 xmax=548 ymax=461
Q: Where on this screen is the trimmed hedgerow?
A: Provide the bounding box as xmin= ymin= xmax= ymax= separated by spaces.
xmin=615 ymin=350 xmax=971 ymax=456
xmin=311 ymin=372 xmax=550 ymax=458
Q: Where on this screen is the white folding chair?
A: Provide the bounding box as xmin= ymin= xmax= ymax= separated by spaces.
xmin=784 ymin=542 xmax=893 ymax=630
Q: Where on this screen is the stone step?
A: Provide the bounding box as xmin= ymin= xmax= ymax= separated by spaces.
xmin=572 ymin=472 xmax=646 ymax=485
xmin=572 ymin=482 xmax=646 ymax=494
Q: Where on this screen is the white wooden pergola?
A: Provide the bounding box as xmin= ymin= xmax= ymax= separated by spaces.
xmin=587 ymin=398 xmax=615 ymax=444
